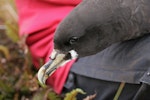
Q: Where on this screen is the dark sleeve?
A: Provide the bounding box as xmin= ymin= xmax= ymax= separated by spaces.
xmin=133 ymin=68 xmax=150 ymax=100
xmin=63 ymin=34 xmax=150 ymax=100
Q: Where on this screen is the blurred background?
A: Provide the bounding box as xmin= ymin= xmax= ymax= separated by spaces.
xmin=0 ymin=0 xmax=62 ymax=100
xmin=0 ymin=0 xmax=90 ymax=100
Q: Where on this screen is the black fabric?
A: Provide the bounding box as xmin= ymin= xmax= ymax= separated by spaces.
xmin=133 ymin=83 xmax=150 ymax=100
xmin=63 ymin=72 xmax=150 ymax=100
xmin=140 ymin=67 xmax=150 ymax=85
xmin=63 ymin=34 xmax=150 ymax=99
xmin=71 ymin=34 xmax=150 ymax=84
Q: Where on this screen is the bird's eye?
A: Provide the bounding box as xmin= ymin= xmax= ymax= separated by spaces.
xmin=69 ymin=36 xmax=79 ymax=45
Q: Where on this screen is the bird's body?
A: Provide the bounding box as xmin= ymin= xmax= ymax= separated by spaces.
xmin=54 ymin=0 xmax=150 ymax=57
xmin=38 ymin=0 xmax=150 ymax=85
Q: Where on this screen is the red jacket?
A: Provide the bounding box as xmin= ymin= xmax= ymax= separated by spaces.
xmin=15 ymin=0 xmax=81 ymax=94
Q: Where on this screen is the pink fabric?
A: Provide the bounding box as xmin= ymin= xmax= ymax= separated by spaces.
xmin=15 ymin=0 xmax=81 ymax=94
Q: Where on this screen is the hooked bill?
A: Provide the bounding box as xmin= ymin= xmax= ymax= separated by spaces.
xmin=37 ymin=49 xmax=78 ymax=85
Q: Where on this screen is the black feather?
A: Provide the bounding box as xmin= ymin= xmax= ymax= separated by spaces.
xmin=54 ymin=0 xmax=150 ymax=57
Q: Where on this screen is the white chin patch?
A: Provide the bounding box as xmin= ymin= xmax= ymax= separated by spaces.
xmin=69 ymin=50 xmax=78 ymax=59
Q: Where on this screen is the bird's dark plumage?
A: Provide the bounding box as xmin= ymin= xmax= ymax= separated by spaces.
xmin=54 ymin=0 xmax=150 ymax=58
xmin=38 ymin=0 xmax=150 ymax=85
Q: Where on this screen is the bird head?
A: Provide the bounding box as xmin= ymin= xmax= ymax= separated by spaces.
xmin=37 ymin=0 xmax=147 ymax=85
xmin=38 ymin=0 xmax=109 ymax=85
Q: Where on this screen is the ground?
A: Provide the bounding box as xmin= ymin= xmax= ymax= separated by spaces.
xmin=0 ymin=22 xmax=39 ymax=99
xmin=0 ymin=20 xmax=63 ymax=100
